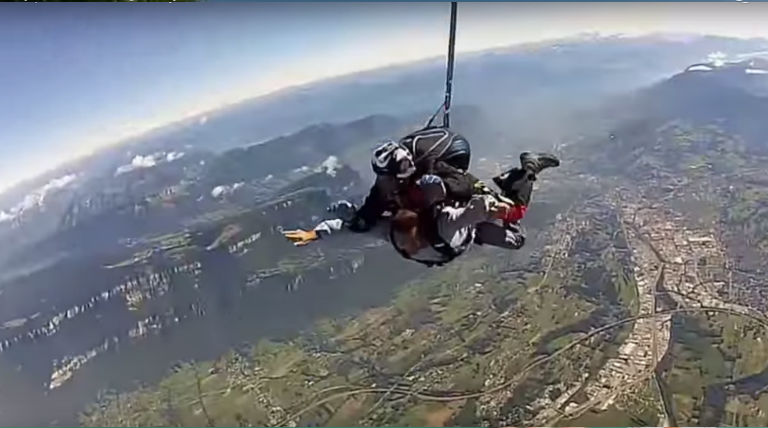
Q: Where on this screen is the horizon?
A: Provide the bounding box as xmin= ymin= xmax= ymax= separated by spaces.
xmin=1 ymin=30 xmax=761 ymax=195
xmin=4 ymin=2 xmax=768 ymax=193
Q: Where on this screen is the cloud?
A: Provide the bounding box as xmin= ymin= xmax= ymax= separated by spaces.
xmin=115 ymin=151 xmax=185 ymax=176
xmin=316 ymin=155 xmax=342 ymax=177
xmin=707 ymin=51 xmax=727 ymax=67
xmin=166 ymin=151 xmax=185 ymax=162
xmin=0 ymin=174 xmax=78 ymax=223
xmin=0 ymin=211 xmax=13 ymax=223
xmin=211 ymin=182 xmax=244 ymax=198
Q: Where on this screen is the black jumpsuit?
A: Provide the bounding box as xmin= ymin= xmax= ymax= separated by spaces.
xmin=349 ymin=127 xmax=477 ymax=232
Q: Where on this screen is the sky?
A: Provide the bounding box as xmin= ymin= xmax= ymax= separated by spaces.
xmin=2 ymin=1 xmax=768 ymax=192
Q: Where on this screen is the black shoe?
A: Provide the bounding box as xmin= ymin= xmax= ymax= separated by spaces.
xmin=492 ymin=167 xmax=531 ymax=206
xmin=520 ymin=152 xmax=560 ymax=177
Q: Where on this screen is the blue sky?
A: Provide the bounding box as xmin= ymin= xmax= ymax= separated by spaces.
xmin=2 ymin=2 xmax=768 ymax=191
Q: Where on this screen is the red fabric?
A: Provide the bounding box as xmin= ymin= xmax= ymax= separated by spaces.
xmin=500 ymin=204 xmax=527 ymax=223
xmin=402 ymin=186 xmax=426 ymax=210
xmin=402 ymin=184 xmax=527 ymax=224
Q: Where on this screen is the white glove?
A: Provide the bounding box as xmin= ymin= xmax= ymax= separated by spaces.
xmin=327 ymin=200 xmax=357 ymax=222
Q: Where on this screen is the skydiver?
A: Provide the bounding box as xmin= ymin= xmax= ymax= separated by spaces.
xmin=284 ymin=174 xmax=518 ymax=266
xmin=347 ymin=127 xmax=476 ymax=233
xmin=282 ymin=151 xmax=560 ymax=266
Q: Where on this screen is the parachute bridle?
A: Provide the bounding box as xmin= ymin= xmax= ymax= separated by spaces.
xmin=424 ymin=2 xmax=458 ymax=130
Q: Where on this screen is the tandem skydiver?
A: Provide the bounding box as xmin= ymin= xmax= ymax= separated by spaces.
xmin=281 ymin=128 xmax=560 ymax=266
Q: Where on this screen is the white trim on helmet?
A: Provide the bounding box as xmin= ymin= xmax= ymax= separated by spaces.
xmin=372 ymin=140 xmax=415 ymax=178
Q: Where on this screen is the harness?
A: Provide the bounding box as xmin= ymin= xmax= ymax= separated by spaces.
xmin=389 ymin=203 xmax=474 ymax=268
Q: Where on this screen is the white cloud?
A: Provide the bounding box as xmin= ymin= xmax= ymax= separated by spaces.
xmin=316 ymin=155 xmax=342 ymax=177
xmin=198 ymin=115 xmax=208 ymax=125
xmin=133 ymin=155 xmax=158 ymax=168
xmin=0 ymin=211 xmax=13 ymax=223
xmin=211 ymin=186 xmax=226 ymax=199
xmin=115 ymin=151 xmax=185 ymax=176
xmin=707 ymin=51 xmax=727 ymax=67
xmin=211 ymin=182 xmax=244 ymax=198
xmin=166 ymin=151 xmax=185 ymax=162
xmin=0 ymin=174 xmax=78 ymax=223
xmin=746 ymin=68 xmax=768 ymax=74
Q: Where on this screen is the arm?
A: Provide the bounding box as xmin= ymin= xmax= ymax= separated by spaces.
xmin=283 ymin=214 xmax=391 ymax=246
xmin=348 ymin=176 xmax=395 ymax=232
xmin=431 ymin=160 xmax=479 ymax=202
xmin=313 ymin=219 xmax=345 ymax=237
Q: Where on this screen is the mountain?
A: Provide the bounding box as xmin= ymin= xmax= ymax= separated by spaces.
xmin=569 ymin=56 xmax=768 ymax=176
xmin=613 ymin=58 xmax=768 ymax=149
xmin=3 ymin=33 xmax=766 ymax=214
xmin=75 ymin=54 xmax=768 ymax=426
xmin=0 ymin=102 xmax=504 ymax=273
xmin=0 ymin=112 xmax=425 ymax=426
xmin=161 ymin=34 xmax=768 ymax=152
xmin=5 ymin=35 xmax=768 ymax=427
xmin=201 ymin=114 xmax=406 ymax=187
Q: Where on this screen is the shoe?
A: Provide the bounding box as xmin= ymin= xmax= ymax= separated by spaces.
xmin=520 ymin=152 xmax=560 ymax=176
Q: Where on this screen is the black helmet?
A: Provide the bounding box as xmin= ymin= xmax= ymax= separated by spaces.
xmin=371 ymin=140 xmax=415 ymax=178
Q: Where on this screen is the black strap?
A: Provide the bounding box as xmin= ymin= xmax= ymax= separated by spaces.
xmin=420 ymin=204 xmax=462 ymax=260
xmin=388 ymin=203 xmax=471 ymax=268
xmin=389 ymin=223 xmax=446 ymax=268
xmin=424 ymin=2 xmax=458 ymax=130
xmin=444 ymin=1 xmax=458 ymax=129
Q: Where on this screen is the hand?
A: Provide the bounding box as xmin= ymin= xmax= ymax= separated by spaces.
xmin=491 ymin=201 xmax=514 ymax=220
xmin=327 ymin=200 xmax=357 ymax=222
xmin=282 ymin=229 xmax=319 ymax=246
xmin=473 ymin=180 xmax=494 ymax=195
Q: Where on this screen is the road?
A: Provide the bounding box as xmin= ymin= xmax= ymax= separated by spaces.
xmin=276 ymin=306 xmax=768 ymax=426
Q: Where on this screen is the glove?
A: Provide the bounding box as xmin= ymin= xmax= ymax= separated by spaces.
xmin=491 ymin=202 xmax=513 ymax=220
xmin=417 ymin=174 xmax=444 ymax=187
xmin=282 ymin=229 xmax=319 ymax=246
xmin=327 ymin=200 xmax=357 ymax=222
xmin=473 ymin=180 xmax=494 ymax=195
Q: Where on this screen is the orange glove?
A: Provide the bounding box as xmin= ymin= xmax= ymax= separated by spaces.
xmin=282 ymin=229 xmax=319 ymax=246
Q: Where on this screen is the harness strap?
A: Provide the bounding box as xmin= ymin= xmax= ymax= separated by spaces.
xmin=388 ymin=203 xmax=473 ymax=268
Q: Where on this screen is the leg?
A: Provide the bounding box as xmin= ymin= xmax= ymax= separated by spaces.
xmin=493 ymin=167 xmax=533 ymax=206
xmin=474 ymin=220 xmax=525 ymax=250
xmin=492 ymin=152 xmax=560 ymax=207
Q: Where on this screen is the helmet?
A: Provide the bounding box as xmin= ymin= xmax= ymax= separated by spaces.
xmin=371 ymin=140 xmax=416 ymax=179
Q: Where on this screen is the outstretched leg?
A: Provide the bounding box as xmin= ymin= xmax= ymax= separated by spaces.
xmin=492 ymin=152 xmax=560 ymax=207
xmin=474 ymin=220 xmax=525 ymax=250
